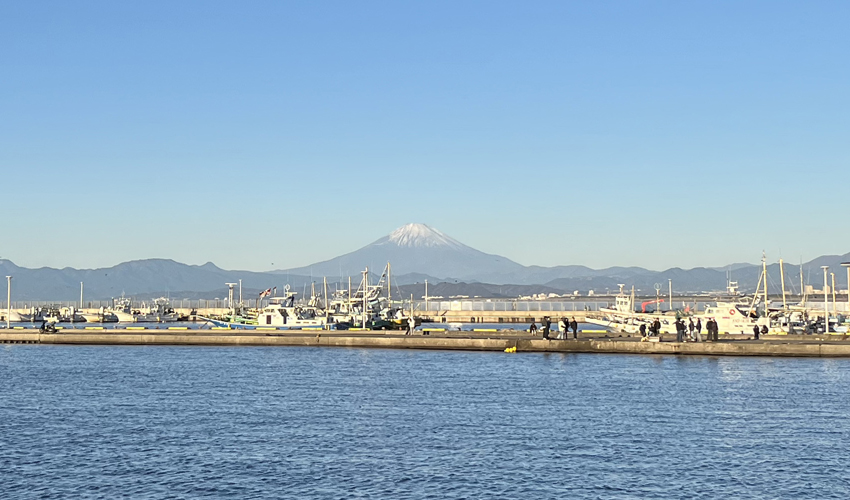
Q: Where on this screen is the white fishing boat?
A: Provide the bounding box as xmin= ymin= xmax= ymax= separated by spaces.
xmin=326 ymin=264 xmax=415 ymax=330
xmin=585 ymin=286 xmax=681 ymax=334
xmin=255 ymin=293 xmax=327 ymax=328
xmin=107 ymin=297 xmax=178 ymax=323
xmin=109 ymin=297 xmax=137 ymax=322
xmin=80 ymin=307 xmax=119 ymax=323
xmin=133 ymin=297 xmax=179 ymax=323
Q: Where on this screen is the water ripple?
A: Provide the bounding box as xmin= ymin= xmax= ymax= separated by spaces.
xmin=0 ymin=346 xmax=849 ymax=498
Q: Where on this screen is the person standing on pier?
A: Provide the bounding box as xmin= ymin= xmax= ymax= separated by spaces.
xmin=652 ymin=318 xmax=661 ymax=338
xmin=675 ymin=319 xmax=685 ymax=342
xmin=752 ymin=324 xmax=760 ymax=340
xmin=639 ymin=323 xmax=647 ymax=338
xmin=695 ymin=318 xmax=702 ymax=341
xmin=542 ymin=317 xmax=551 ymax=340
xmin=708 ymin=319 xmax=718 ymax=341
xmin=688 ymin=319 xmax=695 ymax=340
xmin=570 ymin=318 xmax=578 ymax=339
xmin=560 ymin=318 xmax=569 ymax=340
xmin=407 ymin=316 xmax=415 ymax=335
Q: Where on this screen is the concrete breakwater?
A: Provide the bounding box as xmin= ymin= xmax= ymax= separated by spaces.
xmin=3 ymin=329 xmax=850 ymax=357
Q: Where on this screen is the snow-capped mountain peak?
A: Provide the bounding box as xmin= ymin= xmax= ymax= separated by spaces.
xmin=384 ymin=223 xmax=464 ymax=249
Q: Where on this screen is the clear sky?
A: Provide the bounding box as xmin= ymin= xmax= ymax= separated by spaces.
xmin=1 ymin=1 xmax=848 ymax=272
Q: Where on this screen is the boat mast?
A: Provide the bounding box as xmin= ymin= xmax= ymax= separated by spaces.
xmin=362 ymin=268 xmax=368 ymax=329
xmin=762 ymin=252 xmax=768 ymax=317
xmin=348 ymin=276 xmax=352 ymax=316
xmin=387 ymin=262 xmax=391 ymax=304
xmin=779 ymin=258 xmax=787 ymax=310
xmin=323 ymin=277 xmax=328 ymax=310
xmin=748 ymin=270 xmax=763 ymax=316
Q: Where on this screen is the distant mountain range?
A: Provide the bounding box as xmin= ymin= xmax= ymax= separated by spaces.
xmin=2 ymin=223 xmax=848 ymax=300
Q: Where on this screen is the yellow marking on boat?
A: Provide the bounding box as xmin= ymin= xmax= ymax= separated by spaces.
xmin=211 ymin=327 xmax=231 ymax=330
xmin=13 ymin=326 xmax=25 ymax=330
xmin=167 ymin=327 xmax=189 ymax=330
xmin=303 ymin=327 xmax=322 ymax=331
xmin=126 ymin=327 xmax=146 ymax=330
xmin=85 ymin=327 xmax=105 ymax=330
xmin=473 ymin=328 xmax=497 ymax=332
xmin=423 ymin=328 xmax=446 ymax=332
xmin=582 ymin=329 xmax=607 ymax=333
xmin=256 ymin=327 xmax=277 ymax=331
xmin=349 ymin=328 xmax=368 ymax=331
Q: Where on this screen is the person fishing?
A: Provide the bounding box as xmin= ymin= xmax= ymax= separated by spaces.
xmin=529 ymin=322 xmax=538 ymax=335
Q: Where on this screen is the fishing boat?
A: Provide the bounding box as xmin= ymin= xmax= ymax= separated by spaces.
xmin=585 ymin=286 xmax=680 ymax=335
xmin=202 ymin=291 xmax=326 ymax=329
xmin=80 ymin=307 xmax=119 ymax=323
xmin=118 ymin=297 xmax=179 ymax=323
xmin=327 ymin=264 xmax=418 ymax=330
xmin=255 ymin=293 xmax=327 ymax=328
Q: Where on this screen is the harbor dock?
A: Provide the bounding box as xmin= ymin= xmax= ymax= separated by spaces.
xmin=3 ymin=329 xmax=850 ymax=357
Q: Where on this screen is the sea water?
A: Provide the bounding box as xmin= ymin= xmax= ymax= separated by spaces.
xmin=1 ymin=345 xmax=848 ymax=499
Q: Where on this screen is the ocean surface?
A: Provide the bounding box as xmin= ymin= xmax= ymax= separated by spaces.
xmin=1 ymin=346 xmax=848 ymax=499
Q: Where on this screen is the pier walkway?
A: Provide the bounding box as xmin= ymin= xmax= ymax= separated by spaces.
xmin=3 ymin=329 xmax=850 ymax=357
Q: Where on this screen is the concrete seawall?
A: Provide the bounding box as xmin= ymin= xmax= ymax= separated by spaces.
xmin=3 ymin=329 xmax=850 ymax=357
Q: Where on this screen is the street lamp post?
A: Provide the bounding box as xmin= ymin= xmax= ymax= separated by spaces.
xmin=226 ymin=283 xmax=237 ymax=318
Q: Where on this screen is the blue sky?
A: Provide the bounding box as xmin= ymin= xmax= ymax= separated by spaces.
xmin=1 ymin=1 xmax=848 ymax=272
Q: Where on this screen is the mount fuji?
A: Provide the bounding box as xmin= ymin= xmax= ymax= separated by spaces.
xmin=279 ymin=223 xmax=526 ymax=281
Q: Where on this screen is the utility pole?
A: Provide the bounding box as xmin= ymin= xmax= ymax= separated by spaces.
xmin=842 ymin=263 xmax=850 ymax=313
xmin=831 ymin=273 xmax=837 ymax=314
xmin=5 ymin=276 xmax=11 ymax=329
xmin=668 ymin=279 xmax=672 ymax=313
xmin=822 ymin=266 xmax=829 ymax=332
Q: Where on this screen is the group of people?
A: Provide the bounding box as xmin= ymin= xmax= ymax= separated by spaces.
xmin=752 ymin=324 xmax=768 ymax=340
xmin=637 ymin=317 xmax=722 ymax=342
xmin=530 ymin=316 xmax=579 ymax=340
